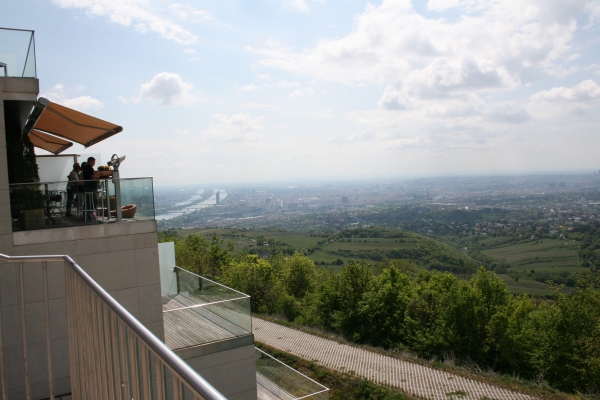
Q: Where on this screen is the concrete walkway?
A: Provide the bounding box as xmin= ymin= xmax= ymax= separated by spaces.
xmin=252 ymin=318 xmax=534 ymax=400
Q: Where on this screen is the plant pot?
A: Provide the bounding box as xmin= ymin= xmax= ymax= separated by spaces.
xmin=110 ymin=204 xmax=137 ymax=218
xmin=20 ymin=209 xmax=45 ymax=230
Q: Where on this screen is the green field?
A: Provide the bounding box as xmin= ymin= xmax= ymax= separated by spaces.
xmin=323 ymin=238 xmax=419 ymax=252
xmin=497 ymin=274 xmax=575 ymax=296
xmin=170 ymin=228 xmax=586 ymax=296
xmin=481 ymin=239 xmax=583 ymax=272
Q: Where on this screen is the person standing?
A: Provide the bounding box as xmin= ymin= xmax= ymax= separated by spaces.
xmin=65 ymin=163 xmax=81 ymax=217
xmin=82 ymin=157 xmax=99 ymax=220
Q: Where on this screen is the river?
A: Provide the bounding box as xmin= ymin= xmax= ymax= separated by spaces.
xmin=155 ymin=189 xmax=228 ymax=221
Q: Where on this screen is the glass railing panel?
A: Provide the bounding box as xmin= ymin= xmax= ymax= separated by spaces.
xmin=9 ymin=177 xmax=155 ymax=231
xmin=174 ymin=268 xmax=252 ymax=334
xmin=0 ymin=28 xmax=36 ymax=78
xmin=116 ymin=177 xmax=155 ymax=219
xmin=255 ymin=348 xmax=329 ymax=399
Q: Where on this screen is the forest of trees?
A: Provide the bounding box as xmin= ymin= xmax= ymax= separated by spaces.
xmin=159 ymin=231 xmax=600 ymax=395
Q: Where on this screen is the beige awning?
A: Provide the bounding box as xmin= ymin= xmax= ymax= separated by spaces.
xmin=24 ymin=98 xmax=123 ymax=148
xmin=29 ymin=129 xmax=73 ymax=155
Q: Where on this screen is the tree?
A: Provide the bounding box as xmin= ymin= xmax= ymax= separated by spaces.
xmin=222 ymin=255 xmax=281 ymax=314
xmin=330 ymin=262 xmax=373 ymax=339
xmin=284 ymin=253 xmax=318 ymax=299
xmin=358 ymin=266 xmax=414 ymax=347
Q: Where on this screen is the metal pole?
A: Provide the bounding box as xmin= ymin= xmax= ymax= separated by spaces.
xmin=0 ymin=265 xmax=7 ymax=400
xmin=42 ymin=261 xmax=54 ymax=399
xmin=113 ymin=172 xmax=123 ymax=221
xmin=17 ymin=262 xmax=31 ymax=400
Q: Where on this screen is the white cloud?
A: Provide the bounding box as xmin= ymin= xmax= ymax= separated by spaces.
xmin=531 ymin=80 xmax=600 ymax=102
xmin=42 ymin=84 xmax=104 ymax=111
xmin=169 ymin=3 xmax=213 ymax=22
xmin=236 ymin=84 xmax=261 ymax=94
xmin=51 ymin=0 xmax=197 ymax=44
xmin=377 ymin=137 xmax=426 ymax=150
xmin=253 ymin=0 xmax=595 ymax=88
xmin=282 ymin=0 xmax=323 ymax=12
xmin=276 ymin=81 xmax=301 ymax=88
xmin=201 ymin=113 xmax=265 ymax=142
xmin=242 ymin=102 xmax=278 ymax=110
xmin=174 ymin=128 xmax=191 ymax=136
xmin=328 ymin=131 xmax=378 ymax=144
xmin=289 ymin=86 xmax=315 ymax=98
xmin=139 ymin=72 xmax=197 ymax=106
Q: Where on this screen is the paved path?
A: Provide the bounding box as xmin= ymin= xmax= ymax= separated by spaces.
xmin=252 ymin=318 xmax=533 ymax=400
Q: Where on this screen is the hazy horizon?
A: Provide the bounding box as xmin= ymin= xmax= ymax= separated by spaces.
xmin=153 ymin=168 xmax=600 ymax=189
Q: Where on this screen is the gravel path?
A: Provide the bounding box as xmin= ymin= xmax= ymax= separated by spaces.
xmin=253 ymin=318 xmax=534 ymax=400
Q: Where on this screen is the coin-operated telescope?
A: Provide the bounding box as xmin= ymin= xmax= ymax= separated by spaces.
xmin=108 ymin=154 xmax=126 ymax=220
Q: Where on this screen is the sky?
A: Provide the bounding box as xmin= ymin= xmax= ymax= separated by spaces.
xmin=2 ymin=0 xmax=600 ymax=186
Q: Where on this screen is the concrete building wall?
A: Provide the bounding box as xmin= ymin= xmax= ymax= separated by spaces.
xmin=0 ymin=77 xmax=39 ymax=255
xmin=176 ymin=339 xmax=258 ymax=400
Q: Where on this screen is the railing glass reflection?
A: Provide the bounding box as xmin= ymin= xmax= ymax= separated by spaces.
xmin=162 ymin=267 xmax=252 ymax=346
xmin=255 ymin=348 xmax=329 ymax=400
xmin=9 ymin=177 xmax=155 ymax=231
xmin=0 ymin=28 xmax=36 ymax=78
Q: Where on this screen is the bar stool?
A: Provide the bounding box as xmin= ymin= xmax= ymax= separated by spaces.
xmin=81 ymin=191 xmax=96 ymax=221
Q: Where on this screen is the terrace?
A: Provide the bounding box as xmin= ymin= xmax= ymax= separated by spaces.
xmin=1 ymin=27 xmax=154 ymax=232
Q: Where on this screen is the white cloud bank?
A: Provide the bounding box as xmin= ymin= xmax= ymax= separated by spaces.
xmin=282 ymin=0 xmax=323 ymax=12
xmin=201 ymin=113 xmax=265 ymax=143
xmin=252 ymin=0 xmax=599 ymax=108
xmin=51 ymin=0 xmax=197 ymax=44
xmin=42 ymin=84 xmax=104 ymax=111
xmin=139 ymin=72 xmax=197 ymax=106
xmin=532 ymin=80 xmax=600 ymax=103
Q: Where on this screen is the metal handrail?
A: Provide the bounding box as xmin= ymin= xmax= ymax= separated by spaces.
xmin=0 ymin=253 xmax=227 ymax=400
xmin=8 ymin=177 xmax=156 ymax=186
xmin=174 ymin=266 xmax=251 ymax=298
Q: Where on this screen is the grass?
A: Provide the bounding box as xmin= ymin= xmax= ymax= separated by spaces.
xmin=482 ymin=240 xmax=579 ymax=267
xmin=497 ymin=274 xmax=575 ymax=296
xmin=323 ymin=238 xmax=419 ymax=252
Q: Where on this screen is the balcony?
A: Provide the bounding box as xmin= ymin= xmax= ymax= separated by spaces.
xmin=0 ymin=27 xmax=36 ymax=78
xmin=160 ymin=265 xmax=329 ymax=400
xmin=163 ymin=267 xmax=252 ymax=349
xmin=9 ymin=177 xmax=155 ymax=231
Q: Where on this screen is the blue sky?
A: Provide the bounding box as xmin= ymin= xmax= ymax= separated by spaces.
xmin=2 ymin=0 xmax=600 ymax=185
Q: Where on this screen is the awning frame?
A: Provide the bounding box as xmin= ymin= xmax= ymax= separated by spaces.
xmin=22 ymin=97 xmax=123 ymax=150
xmin=29 ymin=129 xmax=73 ymax=155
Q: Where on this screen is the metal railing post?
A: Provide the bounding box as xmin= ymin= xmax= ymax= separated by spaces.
xmin=17 ymin=262 xmax=31 ymax=400
xmin=0 ymin=264 xmax=7 ymax=400
xmin=42 ymin=261 xmax=54 ymax=399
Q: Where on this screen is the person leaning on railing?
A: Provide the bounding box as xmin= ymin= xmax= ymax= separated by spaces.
xmin=82 ymin=157 xmax=100 ymax=220
xmin=65 ymin=163 xmax=81 ymax=217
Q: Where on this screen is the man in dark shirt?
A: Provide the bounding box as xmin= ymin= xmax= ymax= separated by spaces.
xmin=82 ymin=157 xmax=99 ymax=219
